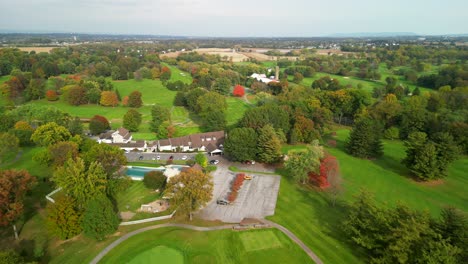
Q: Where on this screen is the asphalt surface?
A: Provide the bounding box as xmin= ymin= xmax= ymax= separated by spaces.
xmin=197 ymin=163 xmax=281 ymax=223
xmin=124 ymin=152 xmax=220 ymax=162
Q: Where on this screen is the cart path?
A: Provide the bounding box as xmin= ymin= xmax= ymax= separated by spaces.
xmin=89 ymin=222 xmax=323 ymax=264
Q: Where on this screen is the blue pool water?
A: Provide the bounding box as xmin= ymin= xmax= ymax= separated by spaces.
xmin=126 ymin=166 xmax=165 ymax=178
xmin=126 ymin=165 xmax=189 ymax=179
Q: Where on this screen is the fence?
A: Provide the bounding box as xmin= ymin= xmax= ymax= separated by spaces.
xmin=45 ymin=188 xmax=62 ymax=203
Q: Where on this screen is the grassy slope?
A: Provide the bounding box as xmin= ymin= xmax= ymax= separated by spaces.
xmin=271 ymin=128 xmax=467 ymax=264
xmin=116 ymin=181 xmax=161 ymax=212
xmin=99 ymin=228 xmax=313 ymax=264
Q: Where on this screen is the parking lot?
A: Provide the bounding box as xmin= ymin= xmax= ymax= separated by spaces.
xmin=125 ymin=152 xmax=200 ymax=162
xmin=197 ymin=164 xmax=280 ymax=223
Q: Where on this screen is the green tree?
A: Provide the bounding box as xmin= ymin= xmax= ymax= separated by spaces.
xmin=194 ymin=153 xmax=208 ymax=168
xmin=212 ymin=77 xmax=231 ymax=95
xmin=81 ymin=195 xmax=119 ymax=240
xmin=128 ymin=91 xmax=143 ymax=108
xmin=164 ymin=168 xmax=213 ymax=221
xmin=150 ymin=104 xmax=170 ymax=133
xmin=224 ymin=127 xmax=258 ymax=161
xmin=31 ymin=122 xmax=71 ymax=147
xmin=123 ymin=109 xmax=142 ymax=132
xmin=285 ymin=140 xmax=324 ymax=184
xmin=197 ymin=91 xmax=227 ymax=115
xmin=0 ymin=133 xmax=19 ymax=164
xmin=52 ymin=158 xmax=107 ymax=206
xmin=67 ymin=86 xmax=87 ymax=106
xmin=143 ymin=171 xmax=167 ymax=190
xmin=48 ymin=141 xmax=79 ymax=168
xmin=257 ymin=125 xmax=282 ymax=164
xmin=203 ymin=111 xmax=226 ymax=131
xmin=67 ymin=116 xmax=84 ymax=136
xmin=0 ymin=250 xmax=26 ymax=264
xmin=83 ymin=143 xmax=126 ymax=179
xmin=89 ymin=115 xmax=110 ymax=135
xmin=345 ymin=118 xmax=383 ymax=158
xmin=46 ymin=194 xmax=82 ymax=240
xmin=436 ymin=206 xmax=468 ymax=262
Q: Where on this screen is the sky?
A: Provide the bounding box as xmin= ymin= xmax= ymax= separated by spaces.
xmin=0 ymin=0 xmax=467 ymax=36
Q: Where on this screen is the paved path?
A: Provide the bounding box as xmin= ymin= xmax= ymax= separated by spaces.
xmin=89 ymin=222 xmax=323 ymax=264
xmin=263 ymin=220 xmax=324 ymax=264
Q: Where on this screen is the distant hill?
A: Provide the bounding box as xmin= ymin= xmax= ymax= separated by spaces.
xmin=328 ymin=32 xmax=418 ymax=38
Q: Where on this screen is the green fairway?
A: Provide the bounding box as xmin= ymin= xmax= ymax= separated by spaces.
xmin=226 ymin=97 xmax=251 ymax=125
xmin=112 ymin=78 xmax=177 ymax=107
xmin=129 ymin=246 xmax=183 ymax=264
xmin=99 ymin=228 xmax=313 ymax=264
xmin=239 ymin=230 xmax=282 ymax=252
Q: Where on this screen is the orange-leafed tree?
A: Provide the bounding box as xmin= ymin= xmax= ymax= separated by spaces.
xmin=100 ymin=91 xmax=118 ymax=107
xmin=309 ymin=154 xmax=340 ymax=189
xmin=46 ymin=90 xmax=58 ymax=101
xmin=0 ymin=169 xmax=37 ymax=239
xmin=233 ymin=84 xmax=245 ymax=97
xmin=122 ymin=96 xmax=129 ymax=106
xmin=160 ymin=66 xmax=172 ymax=82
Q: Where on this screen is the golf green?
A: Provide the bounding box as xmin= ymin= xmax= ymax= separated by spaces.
xmin=128 ymin=246 xmax=184 ymax=264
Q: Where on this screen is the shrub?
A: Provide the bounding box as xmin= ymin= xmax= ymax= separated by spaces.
xmin=384 ymin=127 xmax=400 ymax=140
xmin=143 ymin=171 xmax=167 ymax=190
xmin=46 ymin=90 xmax=58 ymax=101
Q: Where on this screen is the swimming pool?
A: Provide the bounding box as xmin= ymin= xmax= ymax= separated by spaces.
xmin=126 ymin=165 xmax=189 ymax=180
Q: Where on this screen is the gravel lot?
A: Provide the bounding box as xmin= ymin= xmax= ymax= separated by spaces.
xmin=198 ymin=163 xmax=280 ymax=223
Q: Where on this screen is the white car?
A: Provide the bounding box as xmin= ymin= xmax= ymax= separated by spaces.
xmin=181 ymin=155 xmax=188 ymax=160
xmin=210 ymin=160 xmax=220 ymax=165
xmin=156 ymin=155 xmax=161 ymax=160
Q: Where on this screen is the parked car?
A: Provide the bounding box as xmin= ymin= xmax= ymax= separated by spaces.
xmin=169 ymin=155 xmax=174 ymax=160
xmin=156 ymin=155 xmax=161 ymax=160
xmin=243 ymin=160 xmax=256 ymax=165
xmin=181 ymin=155 xmax=188 ymax=160
xmin=244 ymin=175 xmax=253 ymax=180
xmin=138 ymin=155 xmax=144 ymax=160
xmin=216 ymin=199 xmax=229 ymax=205
xmin=210 ymin=160 xmax=220 ymax=165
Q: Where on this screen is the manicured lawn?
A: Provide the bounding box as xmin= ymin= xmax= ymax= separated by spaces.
xmin=162 ymin=63 xmax=193 ymax=84
xmin=271 ymin=128 xmax=468 ymax=263
xmin=99 ymin=228 xmax=313 ymax=264
xmin=112 ymin=79 xmax=177 ymax=108
xmin=226 ymin=97 xmax=250 ymax=125
xmin=116 ymin=181 xmax=161 ymax=212
xmin=128 ymin=246 xmax=183 ymax=264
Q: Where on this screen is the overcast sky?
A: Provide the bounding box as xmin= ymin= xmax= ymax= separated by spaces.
xmin=0 ymin=0 xmax=466 ymax=36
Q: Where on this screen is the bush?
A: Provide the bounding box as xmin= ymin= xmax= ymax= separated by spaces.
xmin=46 ymin=90 xmax=58 ymax=101
xmin=143 ymin=171 xmax=167 ymax=190
xmin=384 ymin=127 xmax=400 ymax=140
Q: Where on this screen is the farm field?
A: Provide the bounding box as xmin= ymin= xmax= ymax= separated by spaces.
xmin=99 ymin=228 xmax=313 ymax=264
xmin=271 ymin=128 xmax=468 ymax=263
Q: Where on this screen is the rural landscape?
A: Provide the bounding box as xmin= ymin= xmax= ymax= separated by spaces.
xmin=0 ymin=1 xmax=467 ymax=264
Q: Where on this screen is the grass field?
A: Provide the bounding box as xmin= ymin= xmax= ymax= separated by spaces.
xmin=116 ymin=181 xmax=161 ymax=212
xmin=128 ymin=246 xmax=183 ymax=264
xmin=99 ymin=228 xmax=313 ymax=264
xmin=226 ymin=97 xmax=251 ymax=125
xmin=271 ymin=128 xmax=468 ymax=263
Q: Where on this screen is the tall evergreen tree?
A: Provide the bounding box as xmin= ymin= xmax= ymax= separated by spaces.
xmin=345 ymin=118 xmax=383 ymax=158
xmin=81 ymin=195 xmax=119 ymax=240
xmin=257 ymin=125 xmax=282 ymax=163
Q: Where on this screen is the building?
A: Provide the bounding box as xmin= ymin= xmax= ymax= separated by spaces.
xmin=148 ymin=131 xmax=225 ymax=155
xmin=98 ymin=128 xmax=132 ymax=144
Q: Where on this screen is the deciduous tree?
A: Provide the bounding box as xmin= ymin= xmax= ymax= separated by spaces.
xmin=164 ymin=168 xmax=213 ymax=220
xmin=232 ymin=84 xmax=245 ymax=97
xmin=52 ymin=158 xmax=107 ymax=206
xmin=128 ymin=90 xmax=142 ymax=108
xmin=224 ymin=128 xmax=258 ymax=161
xmin=31 ymin=122 xmax=71 ymax=147
xmin=0 ymin=133 xmax=19 ymax=164
xmin=194 ymin=153 xmax=208 ymax=168
xmin=46 ymin=194 xmax=82 ymax=240
xmin=143 ymin=171 xmax=167 ymax=190
xmin=0 ymin=170 xmax=36 ymax=239
xmin=123 ymin=109 xmax=142 ymax=132
xmin=100 ymin=91 xmax=118 ymax=107
xmin=89 ymin=115 xmax=110 ymax=135
xmin=285 ymin=140 xmax=324 ymax=184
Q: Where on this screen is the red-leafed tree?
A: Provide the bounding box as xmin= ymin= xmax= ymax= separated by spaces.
xmin=46 ymin=90 xmax=58 ymax=101
xmin=309 ymin=154 xmax=339 ymax=189
xmin=89 ymin=115 xmax=110 ymax=135
xmin=0 ymin=169 xmax=37 ymax=239
xmin=233 ymin=84 xmax=245 ymax=97
xmin=160 ymin=66 xmax=172 ymax=82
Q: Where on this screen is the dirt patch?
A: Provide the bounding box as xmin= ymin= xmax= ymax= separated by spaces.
xmin=10 ymin=47 xmax=57 ymax=53
xmin=415 ymin=179 xmax=445 ymax=186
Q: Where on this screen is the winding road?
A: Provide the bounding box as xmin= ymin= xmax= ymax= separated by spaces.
xmin=89 ymin=222 xmax=323 ymax=264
